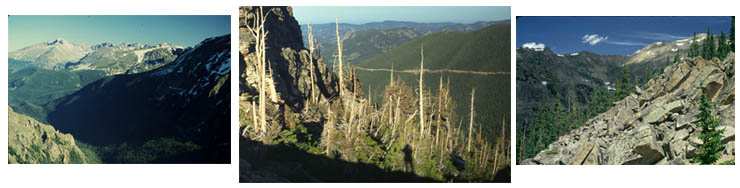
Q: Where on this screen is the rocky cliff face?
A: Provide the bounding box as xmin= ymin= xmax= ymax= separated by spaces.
xmin=8 ymin=106 xmax=89 ymax=164
xmin=239 ymin=6 xmax=339 ymax=111
xmin=523 ymin=53 xmax=735 ymax=165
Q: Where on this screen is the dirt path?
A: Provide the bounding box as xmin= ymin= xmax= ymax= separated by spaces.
xmin=353 ymin=67 xmax=510 ymax=75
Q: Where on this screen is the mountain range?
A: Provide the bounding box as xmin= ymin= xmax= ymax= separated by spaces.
xmin=516 ymin=34 xmax=704 ymax=131
xmin=8 ymin=35 xmax=231 ymax=164
xmin=9 ymin=38 xmax=187 ymax=74
xmin=301 ymin=19 xmax=510 ymax=65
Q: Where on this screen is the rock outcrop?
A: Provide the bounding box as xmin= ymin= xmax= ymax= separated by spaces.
xmin=8 ymin=106 xmax=89 ymax=164
xmin=239 ymin=6 xmax=340 ymax=111
xmin=523 ymin=53 xmax=735 ymax=165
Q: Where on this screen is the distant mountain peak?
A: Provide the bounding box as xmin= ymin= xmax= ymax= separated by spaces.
xmin=49 ymin=37 xmax=68 ymax=45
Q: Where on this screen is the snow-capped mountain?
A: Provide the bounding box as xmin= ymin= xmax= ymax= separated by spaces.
xmin=624 ymin=33 xmax=706 ymax=65
xmin=69 ymin=42 xmax=186 ymax=75
xmin=10 ymin=38 xmax=188 ymax=75
xmin=9 ymin=38 xmax=92 ymax=69
xmin=45 ymin=35 xmax=231 ymax=162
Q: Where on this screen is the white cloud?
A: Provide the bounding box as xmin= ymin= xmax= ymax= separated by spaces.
xmin=582 ymin=34 xmax=648 ymax=46
xmin=604 ymin=41 xmax=647 ymax=46
xmin=522 ymin=42 xmax=545 ymax=51
xmin=582 ymin=34 xmax=608 ymax=45
xmin=633 ymin=32 xmax=689 ymax=41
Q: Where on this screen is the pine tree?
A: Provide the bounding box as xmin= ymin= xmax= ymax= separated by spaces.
xmin=689 ymin=32 xmax=699 ymax=57
xmin=552 ymin=92 xmax=562 ymax=135
xmin=566 ymin=76 xmax=578 ymax=131
xmin=702 ymin=27 xmax=715 ymax=59
xmin=615 ymin=65 xmax=632 ymax=100
xmin=730 ymin=17 xmax=735 ymax=52
xmin=674 ymin=51 xmax=680 ymax=64
xmin=694 ymin=83 xmax=725 ymax=164
xmin=718 ymin=32 xmax=728 ymax=60
xmin=665 ymin=56 xmax=670 ymax=69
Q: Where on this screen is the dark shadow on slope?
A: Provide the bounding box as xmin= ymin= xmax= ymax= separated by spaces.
xmin=403 ymin=144 xmax=415 ymax=173
xmin=239 ymin=137 xmax=440 ymax=183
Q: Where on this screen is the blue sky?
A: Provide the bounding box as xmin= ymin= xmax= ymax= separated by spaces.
xmin=293 ymin=6 xmax=511 ymax=25
xmin=517 ymin=17 xmax=733 ymax=55
xmin=8 ymin=15 xmax=230 ymax=51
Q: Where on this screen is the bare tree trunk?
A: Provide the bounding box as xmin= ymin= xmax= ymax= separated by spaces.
xmin=326 ymin=107 xmax=333 ymax=156
xmin=390 ymin=62 xmax=394 ymax=87
xmin=493 ymin=142 xmax=499 ymax=175
xmin=467 ymin=88 xmax=475 ymax=153
xmin=251 ymin=101 xmax=258 ymax=133
xmin=435 ymin=76 xmax=442 ymax=147
xmin=245 ymin=7 xmax=271 ymax=138
xmin=501 ymin=116 xmax=506 ymax=165
xmin=335 ymin=12 xmax=344 ymax=101
xmin=307 ymin=24 xmax=317 ymax=104
xmin=418 ymin=45 xmax=425 ymax=140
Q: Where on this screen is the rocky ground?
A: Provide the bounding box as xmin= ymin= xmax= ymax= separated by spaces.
xmin=523 ymin=53 xmax=735 ymax=165
xmin=8 ymin=106 xmax=89 ymax=164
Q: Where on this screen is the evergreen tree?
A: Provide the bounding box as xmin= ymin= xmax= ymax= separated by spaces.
xmin=674 ymin=51 xmax=680 ymax=64
xmin=731 ymin=17 xmax=735 ymax=52
xmin=615 ymin=65 xmax=632 ymax=100
xmin=718 ymin=32 xmax=728 ymax=60
xmin=533 ymin=107 xmax=546 ymax=153
xmin=694 ymin=83 xmax=725 ymax=165
xmin=589 ymin=87 xmax=611 ymax=117
xmin=702 ymin=27 xmax=715 ymax=59
xmin=553 ymin=92 xmax=565 ymax=135
xmin=566 ymin=76 xmax=578 ymax=131
xmin=689 ymin=32 xmax=699 ymax=57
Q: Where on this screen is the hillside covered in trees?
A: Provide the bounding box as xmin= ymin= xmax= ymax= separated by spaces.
xmin=517 ymin=18 xmax=735 ymax=165
xmin=239 ymin=6 xmax=509 ymax=182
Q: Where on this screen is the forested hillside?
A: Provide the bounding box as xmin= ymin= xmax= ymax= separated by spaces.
xmin=239 ymin=6 xmax=509 ymax=182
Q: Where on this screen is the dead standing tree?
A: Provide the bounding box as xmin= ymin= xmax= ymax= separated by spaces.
xmin=307 ymin=24 xmax=318 ymax=104
xmin=335 ymin=12 xmax=344 ymax=101
xmin=467 ymin=88 xmax=475 ymax=153
xmin=418 ymin=45 xmax=425 ymax=140
xmin=245 ymin=6 xmax=271 ymax=137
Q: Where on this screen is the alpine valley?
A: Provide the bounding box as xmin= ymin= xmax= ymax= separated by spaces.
xmin=8 ymin=35 xmax=231 ymax=164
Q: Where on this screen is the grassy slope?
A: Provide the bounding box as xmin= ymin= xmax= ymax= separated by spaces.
xmin=355 ymin=24 xmax=511 ymax=141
